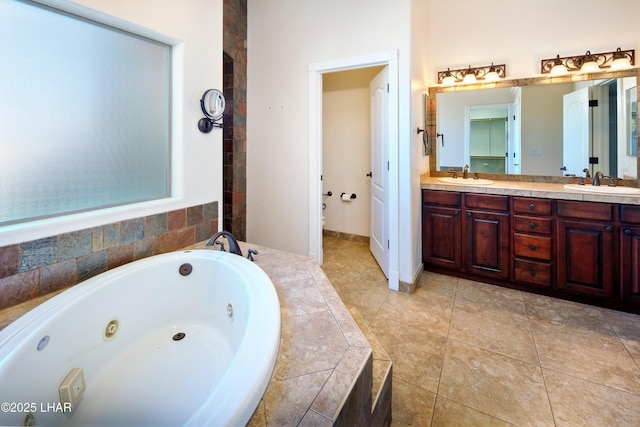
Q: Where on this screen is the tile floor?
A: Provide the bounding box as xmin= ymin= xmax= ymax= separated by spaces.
xmin=321 ymin=235 xmax=640 ymax=426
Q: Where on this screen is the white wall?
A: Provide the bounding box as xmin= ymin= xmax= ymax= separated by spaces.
xmin=426 ymin=0 xmax=640 ymax=83
xmin=322 ymin=68 xmax=381 ymax=237
xmin=0 ymin=0 xmax=223 ymax=246
xmin=245 ymin=0 xmax=640 ymax=287
xmin=247 ymin=0 xmax=413 ymax=268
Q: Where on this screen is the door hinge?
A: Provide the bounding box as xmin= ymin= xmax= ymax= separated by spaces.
xmin=387 ymin=83 xmax=389 ymax=93
xmin=387 ymin=240 xmax=390 ymax=249
xmin=387 ymin=161 xmax=389 ymax=171
xmin=589 ymin=100 xmax=599 ymax=107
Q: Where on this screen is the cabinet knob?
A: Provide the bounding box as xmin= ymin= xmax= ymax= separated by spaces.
xmin=624 ymin=228 xmax=632 ymax=235
xmin=528 ymin=204 xmax=535 ymax=210
xmin=466 ymin=212 xmax=472 ymax=217
xmin=605 ymin=225 xmax=613 ymax=232
xmin=529 ymin=244 xmax=536 ymax=251
xmin=529 ymin=222 xmax=536 ymax=229
xmin=529 ymin=270 xmax=536 ymax=277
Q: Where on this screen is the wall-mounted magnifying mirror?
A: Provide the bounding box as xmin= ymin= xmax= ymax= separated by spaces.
xmin=198 ymin=89 xmax=225 ymax=133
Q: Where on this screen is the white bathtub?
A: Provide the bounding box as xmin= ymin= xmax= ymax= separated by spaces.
xmin=0 ymin=249 xmax=281 ymax=427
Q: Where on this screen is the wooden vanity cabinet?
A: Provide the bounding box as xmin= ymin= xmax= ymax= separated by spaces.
xmin=512 ymin=197 xmax=553 ymax=288
xmin=556 ymin=201 xmax=617 ymax=298
xmin=422 ymin=188 xmax=640 ymax=313
xmin=422 ymin=190 xmax=462 ymax=270
xmin=620 ymin=206 xmax=640 ymax=304
xmin=463 ymin=194 xmax=510 ymax=280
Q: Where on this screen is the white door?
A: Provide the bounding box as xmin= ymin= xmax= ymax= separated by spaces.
xmin=369 ymin=67 xmax=389 ymax=277
xmin=563 ymin=87 xmax=590 ymax=176
xmin=508 ymin=87 xmax=522 ymax=174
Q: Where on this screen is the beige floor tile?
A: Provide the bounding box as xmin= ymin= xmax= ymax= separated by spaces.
xmin=605 ymin=309 xmax=640 ymax=367
xmin=524 ymin=292 xmax=613 ymax=334
xmin=449 ymin=299 xmax=539 ymax=363
xmin=544 ymin=369 xmax=640 ymax=426
xmin=391 ymin=377 xmax=436 ymax=426
xmin=374 ymin=288 xmax=454 ymax=337
xmin=321 ymin=236 xmax=640 ymax=426
xmin=370 ymin=317 xmax=447 ymax=394
xmin=530 ymin=319 xmax=640 ymax=395
xmin=455 ymin=279 xmax=528 ymax=316
xmin=438 ymin=340 xmax=554 ymax=426
xmin=431 ymin=396 xmax=514 ymax=427
xmin=417 ymin=271 xmax=459 ymax=298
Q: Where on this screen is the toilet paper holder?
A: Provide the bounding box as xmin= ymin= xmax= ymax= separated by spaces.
xmin=340 ymin=192 xmax=356 ymax=200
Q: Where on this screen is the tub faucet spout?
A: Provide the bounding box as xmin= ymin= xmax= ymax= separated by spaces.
xmin=205 ymin=231 xmax=243 ymax=256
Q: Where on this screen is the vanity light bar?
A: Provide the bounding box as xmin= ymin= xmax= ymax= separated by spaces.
xmin=437 ymin=63 xmax=506 ymax=85
xmin=540 ymin=48 xmax=635 ymax=75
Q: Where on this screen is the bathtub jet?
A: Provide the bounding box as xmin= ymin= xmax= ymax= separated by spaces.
xmin=0 ymin=250 xmax=281 ymax=427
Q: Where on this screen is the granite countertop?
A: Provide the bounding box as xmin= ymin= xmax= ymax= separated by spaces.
xmin=421 ymin=175 xmax=640 ymax=205
xmin=0 ymin=241 xmax=374 ymax=426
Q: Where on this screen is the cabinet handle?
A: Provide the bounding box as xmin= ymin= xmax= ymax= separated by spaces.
xmin=605 ymin=225 xmax=613 ymax=232
xmin=624 ymin=228 xmax=632 ymax=235
xmin=529 ymin=222 xmax=536 ymax=229
xmin=528 ymin=204 xmax=535 ymax=210
xmin=529 ymin=244 xmax=536 ymax=251
xmin=454 ymin=209 xmax=460 ymax=215
xmin=529 ymin=270 xmax=536 ymax=276
xmin=466 ymin=212 xmax=472 ymax=217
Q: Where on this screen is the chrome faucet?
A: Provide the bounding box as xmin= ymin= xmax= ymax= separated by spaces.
xmin=205 ymin=230 xmax=243 ymax=256
xmin=592 ymin=171 xmax=603 ymax=186
xmin=463 ymin=164 xmax=469 ymax=179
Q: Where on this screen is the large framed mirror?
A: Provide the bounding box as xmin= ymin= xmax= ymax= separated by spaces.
xmin=426 ymin=68 xmax=640 ymax=186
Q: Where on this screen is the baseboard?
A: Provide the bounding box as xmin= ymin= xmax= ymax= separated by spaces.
xmin=399 ymin=263 xmax=423 ymax=294
xmin=323 ymin=229 xmax=370 ymax=244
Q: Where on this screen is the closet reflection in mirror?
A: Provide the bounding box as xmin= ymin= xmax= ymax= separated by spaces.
xmin=434 ymin=73 xmax=639 ymax=179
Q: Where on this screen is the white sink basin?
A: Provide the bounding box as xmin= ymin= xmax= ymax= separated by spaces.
xmin=438 ymin=177 xmax=494 ymax=186
xmin=564 ymin=184 xmax=640 ymax=195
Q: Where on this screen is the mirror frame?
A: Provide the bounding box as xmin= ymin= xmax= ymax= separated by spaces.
xmin=426 ymin=68 xmax=640 ymax=187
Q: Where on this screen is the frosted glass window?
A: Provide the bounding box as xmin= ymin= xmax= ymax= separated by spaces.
xmin=0 ymin=0 xmax=171 ymax=225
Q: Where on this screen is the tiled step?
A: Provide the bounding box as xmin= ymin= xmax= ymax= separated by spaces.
xmin=348 ymin=305 xmax=392 ymax=414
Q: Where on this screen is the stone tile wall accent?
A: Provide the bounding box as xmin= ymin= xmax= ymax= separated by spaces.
xmin=0 ymin=201 xmax=218 ymax=311
xmin=223 ymin=0 xmax=247 ymax=241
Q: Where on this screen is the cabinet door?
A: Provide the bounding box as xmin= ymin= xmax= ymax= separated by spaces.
xmin=423 ymin=206 xmax=461 ymax=269
xmin=464 ymin=210 xmax=510 ymax=279
xmin=557 ymin=220 xmax=615 ymax=298
xmin=621 ymin=226 xmax=640 ymax=304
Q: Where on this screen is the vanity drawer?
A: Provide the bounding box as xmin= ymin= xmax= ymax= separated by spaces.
xmin=465 ymin=194 xmax=509 ymax=212
xmin=514 ymin=258 xmax=551 ymax=288
xmin=513 ymin=216 xmax=552 ymax=235
xmin=513 ymin=233 xmax=552 ymax=260
xmin=620 ymin=205 xmax=640 ymax=224
xmin=513 ymin=197 xmax=552 ymax=216
xmin=556 ymin=200 xmax=613 ymax=221
xmin=423 ymin=190 xmax=461 ymax=207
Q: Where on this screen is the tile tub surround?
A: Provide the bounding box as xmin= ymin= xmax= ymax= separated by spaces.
xmin=0 ymin=241 xmax=392 ymax=426
xmin=0 ymin=202 xmax=219 ymax=312
xmin=421 ymin=175 xmax=640 ymax=205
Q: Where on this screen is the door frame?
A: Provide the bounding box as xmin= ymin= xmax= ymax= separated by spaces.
xmin=308 ymin=50 xmax=399 ymax=291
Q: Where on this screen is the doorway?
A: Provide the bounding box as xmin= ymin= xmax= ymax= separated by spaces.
xmin=308 ymin=50 xmax=400 ymax=291
xmin=321 ymin=66 xmax=388 ymax=276
xmin=467 ymin=105 xmax=509 ymax=174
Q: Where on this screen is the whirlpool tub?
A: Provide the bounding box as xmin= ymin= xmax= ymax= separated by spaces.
xmin=0 ymin=249 xmax=281 ymax=427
